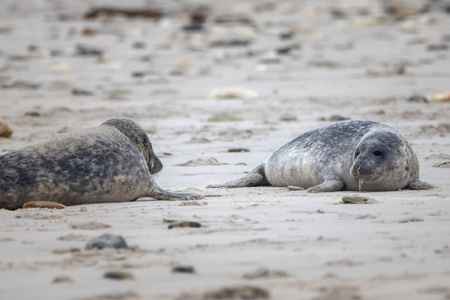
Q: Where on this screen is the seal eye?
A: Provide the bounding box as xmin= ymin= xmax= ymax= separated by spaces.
xmin=373 ymin=150 xmax=382 ymax=157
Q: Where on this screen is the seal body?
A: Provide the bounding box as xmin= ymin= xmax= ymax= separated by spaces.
xmin=0 ymin=118 xmax=202 ymax=210
xmin=208 ymin=120 xmax=432 ymax=192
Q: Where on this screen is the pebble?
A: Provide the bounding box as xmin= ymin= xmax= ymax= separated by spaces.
xmin=172 ymin=266 xmax=195 ymax=273
xmin=0 ymin=122 xmax=13 ymax=138
xmin=228 ymin=148 xmax=250 ymax=153
xmin=53 ymin=276 xmax=74 ymax=284
xmin=84 ymin=7 xmax=163 ymax=19
xmin=76 ymin=44 xmax=103 ymax=57
xmin=47 ymin=62 xmax=73 ymax=74
xmin=287 ymin=186 xmax=305 ymax=191
xmin=430 ymin=91 xmax=450 ymax=103
xmin=259 ymin=51 xmax=280 ymax=64
xmin=163 ymin=219 xmax=202 ymax=229
xmin=280 ymin=113 xmax=297 ymax=122
xmin=1 ymin=81 xmax=39 ymax=90
xmin=22 ymin=201 xmax=65 ymax=209
xmin=207 ymin=87 xmax=258 ymax=100
xmin=341 ymin=195 xmax=377 ymax=204
xmin=182 ymin=23 xmax=204 ymax=32
xmin=85 ymin=234 xmax=128 ymax=250
xmin=407 ymin=94 xmax=428 ymax=103
xmin=426 ymin=44 xmax=448 ymax=51
xmin=72 ymin=88 xmax=94 ymax=96
xmin=103 ymin=271 xmax=134 ymax=280
xmin=203 ymin=285 xmax=269 ymax=299
xmin=132 ymin=41 xmax=146 ymax=49
xmin=24 ymin=111 xmax=40 ymax=117
xmin=210 ymin=39 xmax=251 ymax=47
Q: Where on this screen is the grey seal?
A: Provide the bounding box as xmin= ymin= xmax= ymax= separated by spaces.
xmin=0 ymin=118 xmax=202 ymax=210
xmin=208 ymin=120 xmax=432 ymax=192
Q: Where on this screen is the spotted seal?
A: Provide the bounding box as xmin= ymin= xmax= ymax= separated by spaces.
xmin=0 ymin=118 xmax=202 ymax=210
xmin=208 ymin=120 xmax=432 ymax=192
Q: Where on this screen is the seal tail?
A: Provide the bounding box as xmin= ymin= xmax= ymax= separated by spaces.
xmin=207 ymin=163 xmax=270 ymax=188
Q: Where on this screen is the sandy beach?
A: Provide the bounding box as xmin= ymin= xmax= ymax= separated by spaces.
xmin=1 ymin=0 xmax=450 ymax=299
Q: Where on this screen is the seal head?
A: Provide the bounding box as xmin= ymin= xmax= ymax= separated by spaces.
xmin=101 ymin=118 xmax=162 ymax=174
xmin=350 ymin=129 xmax=417 ymax=191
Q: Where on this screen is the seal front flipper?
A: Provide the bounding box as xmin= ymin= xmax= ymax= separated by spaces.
xmin=307 ymin=179 xmax=344 ymax=193
xmin=207 ymin=163 xmax=270 ymax=188
xmin=406 ymin=179 xmax=434 ymax=190
xmin=146 ymin=179 xmax=204 ymax=200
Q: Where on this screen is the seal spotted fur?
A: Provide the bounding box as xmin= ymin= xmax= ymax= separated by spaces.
xmin=0 ymin=118 xmax=202 ymax=210
xmin=208 ymin=120 xmax=432 ymax=192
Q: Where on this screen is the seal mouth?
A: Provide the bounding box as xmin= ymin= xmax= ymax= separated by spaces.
xmin=350 ymin=165 xmax=383 ymax=183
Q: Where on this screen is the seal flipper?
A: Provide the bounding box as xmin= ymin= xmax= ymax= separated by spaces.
xmin=307 ymin=179 xmax=344 ymax=193
xmin=406 ymin=179 xmax=433 ymax=190
xmin=207 ymin=163 xmax=270 ymax=188
xmin=145 ymin=178 xmax=204 ymax=200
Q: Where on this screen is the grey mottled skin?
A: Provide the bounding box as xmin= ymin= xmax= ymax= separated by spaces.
xmin=0 ymin=118 xmax=202 ymax=210
xmin=208 ymin=120 xmax=433 ymax=192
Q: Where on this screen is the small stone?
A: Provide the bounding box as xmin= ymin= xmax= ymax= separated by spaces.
xmin=207 ymin=87 xmax=258 ymax=100
xmin=163 ymin=219 xmax=202 ymax=229
xmin=53 ymin=276 xmax=74 ymax=284
xmin=0 ymin=122 xmax=13 ymax=138
xmin=259 ymin=51 xmax=280 ymax=64
xmin=203 ymin=286 xmax=269 ymax=299
xmin=280 ymin=113 xmax=297 ymax=122
xmin=103 ymin=271 xmax=134 ymax=280
xmin=47 ymin=62 xmax=73 ymax=74
xmin=341 ymin=195 xmax=377 ymax=204
xmin=287 ymin=185 xmax=305 ymax=191
xmin=182 ymin=23 xmax=204 ymax=32
xmin=24 ymin=111 xmax=40 ymax=117
xmin=228 ymin=148 xmax=250 ymax=153
xmin=430 ymin=91 xmax=450 ymax=103
xmin=407 ymin=94 xmax=428 ymax=103
xmin=82 ymin=26 xmax=97 ymax=36
xmin=76 ymin=44 xmax=103 ymax=57
xmin=86 ymin=234 xmax=128 ymax=250
xmin=72 ymin=88 xmax=94 ymax=96
xmin=172 ymin=266 xmax=195 ymax=273
xmin=132 ymin=41 xmax=146 ymax=49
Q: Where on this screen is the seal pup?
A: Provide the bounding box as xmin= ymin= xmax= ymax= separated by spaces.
xmin=0 ymin=118 xmax=202 ymax=210
xmin=208 ymin=120 xmax=432 ymax=192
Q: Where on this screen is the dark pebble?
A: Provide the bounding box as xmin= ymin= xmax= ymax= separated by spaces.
xmin=172 ymin=266 xmax=195 ymax=273
xmin=72 ymin=88 xmax=94 ymax=96
xmin=279 ymin=31 xmax=294 ymax=40
xmin=164 ymin=219 xmax=202 ymax=229
xmin=24 ymin=111 xmax=40 ymax=117
xmin=27 ymin=44 xmax=39 ymax=52
xmin=228 ymin=148 xmax=250 ymax=153
xmin=210 ymin=39 xmax=251 ymax=47
xmin=76 ymin=44 xmax=103 ymax=57
xmin=131 ymin=71 xmax=146 ymax=78
xmin=49 ymin=49 xmax=63 ymax=57
xmin=407 ymin=94 xmax=428 ymax=103
xmin=132 ymin=41 xmax=146 ymax=49
xmin=84 ymin=7 xmax=163 ymax=19
xmin=203 ymin=286 xmax=269 ymax=299
xmin=182 ymin=23 xmax=204 ymax=32
xmin=427 ymin=44 xmax=448 ymax=51
xmin=103 ymin=271 xmax=134 ymax=280
xmin=85 ymin=233 xmax=128 ymax=250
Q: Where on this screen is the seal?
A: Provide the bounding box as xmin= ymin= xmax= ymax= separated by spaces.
xmin=0 ymin=118 xmax=202 ymax=210
xmin=208 ymin=120 xmax=433 ymax=192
